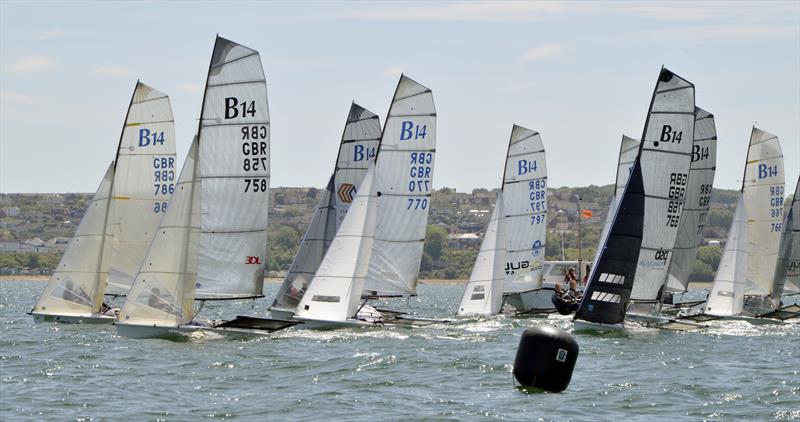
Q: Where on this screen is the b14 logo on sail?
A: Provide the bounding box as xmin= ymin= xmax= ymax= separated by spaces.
xmin=654 ymin=125 xmax=682 ymax=147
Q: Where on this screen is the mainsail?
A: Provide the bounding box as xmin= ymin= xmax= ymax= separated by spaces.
xmin=32 ymin=165 xmax=114 ymax=317
xmin=295 ymin=165 xmax=377 ymax=322
xmin=272 ymin=104 xmax=381 ymax=310
xmin=705 ymin=195 xmax=748 ymax=317
xmin=363 ymin=75 xmax=436 ymax=296
xmin=118 ymin=36 xmax=270 ymax=326
xmin=107 ymin=82 xmax=177 ymax=295
xmin=501 ymin=126 xmax=547 ymax=294
xmin=458 ymin=191 xmax=507 ymax=316
xmin=770 ymin=176 xmax=800 ymax=300
xmin=594 ymin=135 xmax=639 ymax=264
xmin=574 ymin=159 xmax=645 ymax=325
xmin=664 ymin=107 xmax=718 ymax=294
xmin=629 ymin=67 xmax=696 ymax=304
xmin=742 ymin=127 xmax=784 ymax=296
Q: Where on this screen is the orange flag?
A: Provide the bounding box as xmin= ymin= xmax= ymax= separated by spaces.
xmin=581 ymin=209 xmax=593 ymax=219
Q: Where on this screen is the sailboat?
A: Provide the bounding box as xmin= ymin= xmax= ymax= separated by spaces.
xmin=292 ymin=165 xmax=379 ymax=328
xmin=358 ymin=75 xmax=442 ymax=326
xmin=30 ymin=81 xmax=176 ymax=324
xmin=270 ymin=103 xmax=381 ymax=319
xmin=661 ymin=107 xmax=718 ymax=308
xmin=457 ymin=191 xmax=506 ymax=316
xmin=574 ymin=67 xmax=695 ymax=331
xmin=760 ymin=176 xmax=800 ymax=321
xmin=115 ymin=36 xmax=297 ymax=338
xmin=685 ymin=128 xmax=789 ymax=322
xmin=625 ymin=67 xmax=696 ymax=321
xmin=491 ymin=126 xmax=549 ymax=315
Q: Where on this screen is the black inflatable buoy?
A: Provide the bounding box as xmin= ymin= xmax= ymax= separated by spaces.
xmin=513 ymin=326 xmax=579 ymax=392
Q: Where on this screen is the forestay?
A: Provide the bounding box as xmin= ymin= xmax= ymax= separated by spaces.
xmin=594 ymin=135 xmax=639 ymax=264
xmin=458 ymin=192 xmax=507 ymax=316
xmin=705 ymin=195 xmax=748 ymax=316
xmin=107 ymin=82 xmax=177 ymax=295
xmin=117 ymin=140 xmax=201 ymax=326
xmin=364 ymin=76 xmax=436 ymax=297
xmin=629 ymin=68 xmax=695 ymax=303
xmin=195 ymin=37 xmax=270 ymax=299
xmin=296 ymin=165 xmax=377 ymax=321
xmin=664 ymin=107 xmax=717 ymax=294
xmin=771 ymin=176 xmax=800 ymax=299
xmin=32 ymin=165 xmax=114 ymax=317
xmin=501 ymin=126 xmax=547 ymax=294
xmin=742 ymin=127 xmax=784 ymax=296
xmin=574 ymin=159 xmax=645 ymax=325
xmin=272 ymin=103 xmax=381 ymax=310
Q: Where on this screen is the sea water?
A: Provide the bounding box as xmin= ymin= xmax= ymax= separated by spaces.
xmin=1 ymin=281 xmax=798 ymax=421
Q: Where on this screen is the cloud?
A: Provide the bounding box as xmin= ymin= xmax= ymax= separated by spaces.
xmin=35 ymin=29 xmax=63 ymax=41
xmin=180 ymin=82 xmax=202 ymax=95
xmin=6 ymin=56 xmax=56 ymax=74
xmin=384 ymin=65 xmax=406 ymax=77
xmin=613 ymin=24 xmax=798 ymax=44
xmin=344 ymin=1 xmax=569 ymax=22
xmin=1 ymin=92 xmax=35 ymax=104
xmin=95 ymin=65 xmax=129 ymax=77
xmin=612 ymin=1 xmax=799 ymax=22
xmin=497 ymin=82 xmax=532 ymax=93
xmin=521 ymin=44 xmax=563 ymax=61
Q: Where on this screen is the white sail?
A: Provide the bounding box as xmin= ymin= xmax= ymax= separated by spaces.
xmin=363 ymin=75 xmax=436 ymax=296
xmin=706 ymin=195 xmax=748 ymax=316
xmin=194 ymin=37 xmax=270 ymax=299
xmin=295 ymin=165 xmax=377 ymax=321
xmin=594 ymin=135 xmax=640 ymax=264
xmin=117 ymin=140 xmax=201 ymax=326
xmin=629 ymin=68 xmax=695 ymax=303
xmin=272 ymin=104 xmax=381 ymax=310
xmin=771 ymin=176 xmax=800 ymax=298
xmin=742 ymin=128 xmax=784 ymax=296
xmin=458 ymin=192 xmax=507 ymax=316
xmin=501 ymin=125 xmax=547 ymax=294
xmin=32 ymin=164 xmax=114 ymax=317
xmin=106 ymin=82 xmax=177 ymax=295
xmin=664 ymin=107 xmax=718 ymax=293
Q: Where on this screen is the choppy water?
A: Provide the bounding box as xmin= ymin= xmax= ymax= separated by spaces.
xmin=1 ymin=281 xmax=798 ymax=421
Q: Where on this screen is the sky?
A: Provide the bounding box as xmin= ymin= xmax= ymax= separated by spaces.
xmin=1 ymin=1 xmax=798 ymax=194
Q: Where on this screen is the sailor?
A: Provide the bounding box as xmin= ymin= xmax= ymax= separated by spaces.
xmin=564 ymin=267 xmax=578 ymax=284
xmin=148 ymin=287 xmax=175 ymax=314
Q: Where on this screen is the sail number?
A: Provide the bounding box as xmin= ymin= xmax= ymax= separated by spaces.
xmin=241 ymin=126 xmax=268 ymax=192
xmin=152 ymin=157 xmax=175 ymax=213
xmin=400 ymin=121 xmax=427 ymax=141
xmin=408 ymin=152 xmax=432 ymax=193
xmin=665 ymin=172 xmax=687 ymax=227
xmin=528 ymin=179 xmax=546 ymax=217
xmin=770 ymin=185 xmax=784 ymax=220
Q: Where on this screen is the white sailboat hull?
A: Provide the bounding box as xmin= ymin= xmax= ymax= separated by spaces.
xmin=31 ymin=312 xmax=115 ymax=325
xmin=503 ymin=286 xmax=556 ymax=314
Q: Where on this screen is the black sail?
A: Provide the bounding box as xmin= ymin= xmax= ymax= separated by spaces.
xmin=574 ymin=158 xmax=645 ymax=325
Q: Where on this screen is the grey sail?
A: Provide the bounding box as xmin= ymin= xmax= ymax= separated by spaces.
xmin=664 ymin=107 xmax=718 ymax=294
xmin=629 ymin=67 xmax=696 ymax=304
xmin=271 ymin=104 xmax=381 ymax=311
